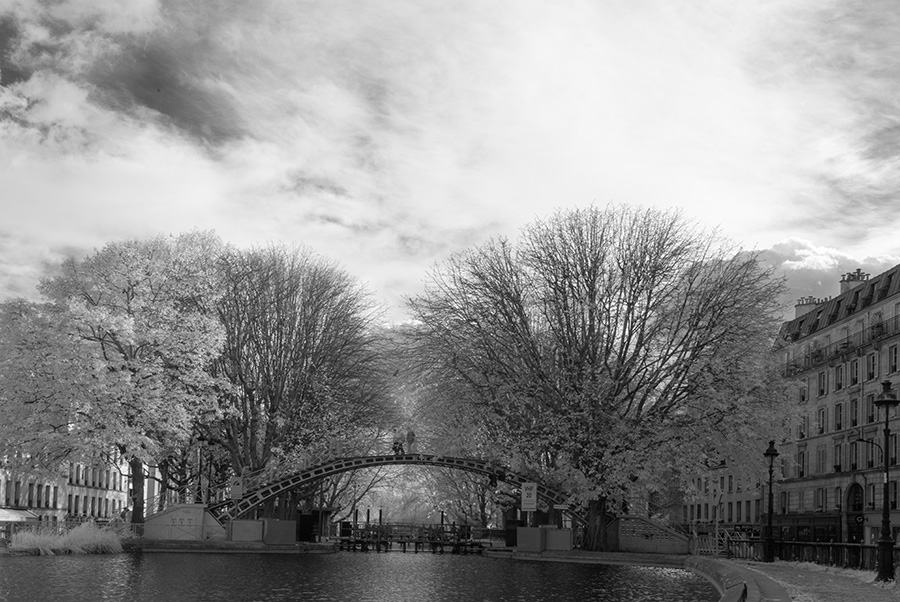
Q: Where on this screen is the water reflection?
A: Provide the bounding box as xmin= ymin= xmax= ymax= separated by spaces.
xmin=0 ymin=552 xmax=718 ymax=602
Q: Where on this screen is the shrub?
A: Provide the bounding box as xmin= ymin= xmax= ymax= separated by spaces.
xmin=10 ymin=522 xmax=123 ymax=555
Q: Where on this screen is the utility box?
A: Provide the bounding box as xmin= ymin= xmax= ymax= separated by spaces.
xmin=230 ymin=520 xmax=264 ymax=542
xmin=543 ymin=527 xmax=573 ymax=551
xmin=263 ymin=519 xmax=297 ymax=544
xmin=516 ymin=527 xmax=546 ymax=553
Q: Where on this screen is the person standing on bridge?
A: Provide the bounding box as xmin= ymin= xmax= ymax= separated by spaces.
xmin=392 ymin=428 xmax=405 ymax=455
xmin=406 ymin=427 xmax=416 ymax=454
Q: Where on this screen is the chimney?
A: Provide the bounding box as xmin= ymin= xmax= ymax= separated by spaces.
xmin=794 ymin=296 xmax=824 ymax=319
xmin=840 ymin=268 xmax=869 ymax=294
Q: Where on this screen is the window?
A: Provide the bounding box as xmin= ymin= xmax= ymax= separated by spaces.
xmin=817 ymin=371 xmax=827 ymax=396
xmin=834 ymin=443 xmax=843 ymax=471
xmin=836 ymin=487 xmax=842 ymax=510
xmin=867 ymin=394 xmax=876 ymax=423
xmin=799 ymin=379 xmax=808 ymax=402
xmin=816 ymin=446 xmax=827 ymax=474
xmin=835 ymin=364 xmax=844 ymax=390
xmin=866 ymin=441 xmax=876 ymax=468
xmin=867 ymin=352 xmax=878 ymax=381
xmin=798 ymin=490 xmax=806 ymax=512
xmin=835 ymin=403 xmax=843 ymax=431
xmin=893 ymin=481 xmax=899 ymax=510
xmin=816 ymin=407 xmax=827 ymax=434
xmin=868 ymin=483 xmax=877 ymax=509
xmin=815 ymin=487 xmax=825 ymax=510
xmin=798 ymin=415 xmax=809 ymax=439
xmin=797 ymin=451 xmax=807 ymax=477
xmin=891 ymin=345 xmax=898 ymax=374
xmin=850 ymin=398 xmax=859 ymax=426
xmin=851 ymin=441 xmax=859 ymax=470
xmin=850 ymin=359 xmax=860 ymax=386
xmin=728 ymin=475 xmax=733 ymax=493
xmin=727 ymin=502 xmax=733 ymax=522
xmin=780 ymin=491 xmax=788 ymax=514
xmin=892 ymin=434 xmax=898 ymax=466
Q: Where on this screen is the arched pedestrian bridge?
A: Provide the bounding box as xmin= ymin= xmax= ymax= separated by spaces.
xmin=209 ymin=454 xmax=583 ymax=524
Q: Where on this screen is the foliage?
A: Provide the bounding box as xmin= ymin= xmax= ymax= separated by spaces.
xmin=407 ymin=204 xmax=792 ymax=507
xmin=0 ymin=299 xmax=96 ymax=474
xmin=10 ymin=522 xmax=123 ymax=555
xmin=34 ymin=231 xmax=228 ymax=520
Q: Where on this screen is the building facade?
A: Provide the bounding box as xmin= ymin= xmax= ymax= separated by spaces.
xmin=680 ymin=465 xmax=764 ymax=538
xmin=775 ymin=266 xmax=900 ymax=544
xmin=1 ymin=460 xmax=130 ymax=524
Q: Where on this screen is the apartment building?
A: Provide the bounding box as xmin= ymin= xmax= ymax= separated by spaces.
xmin=775 ymin=266 xmax=900 ymax=544
xmin=681 ymin=465 xmax=763 ymax=538
xmin=1 ymin=459 xmax=130 ymax=524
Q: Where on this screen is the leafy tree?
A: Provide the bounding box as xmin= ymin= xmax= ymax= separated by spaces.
xmin=37 ymin=231 xmax=227 ymax=523
xmin=0 ymin=299 xmax=96 ymax=474
xmin=408 ymin=205 xmax=790 ymax=548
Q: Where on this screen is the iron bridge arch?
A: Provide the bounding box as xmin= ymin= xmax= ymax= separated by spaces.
xmin=211 ymin=454 xmax=583 ymax=524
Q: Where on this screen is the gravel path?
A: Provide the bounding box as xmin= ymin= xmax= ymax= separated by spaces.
xmin=736 ymin=560 xmax=900 ymax=602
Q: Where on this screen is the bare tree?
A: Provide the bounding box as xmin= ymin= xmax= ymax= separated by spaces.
xmin=207 ymin=245 xmax=392 ymax=485
xmin=408 ymin=205 xmax=791 ymax=548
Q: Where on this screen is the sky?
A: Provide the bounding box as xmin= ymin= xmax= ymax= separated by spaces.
xmin=2 ymin=0 xmax=900 ymax=323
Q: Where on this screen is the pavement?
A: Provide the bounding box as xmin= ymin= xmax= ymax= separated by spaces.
xmin=486 ymin=549 xmax=900 ymax=601
xmin=735 ymin=559 xmax=900 ymax=602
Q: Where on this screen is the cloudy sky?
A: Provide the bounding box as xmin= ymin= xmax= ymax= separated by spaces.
xmin=2 ymin=0 xmax=899 ymax=322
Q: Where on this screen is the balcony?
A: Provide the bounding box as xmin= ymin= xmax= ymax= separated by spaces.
xmin=783 ymin=316 xmax=899 ymax=376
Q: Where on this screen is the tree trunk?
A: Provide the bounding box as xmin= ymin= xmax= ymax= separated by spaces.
xmin=157 ymin=460 xmax=169 ymax=512
xmin=584 ymin=497 xmax=610 ymax=551
xmin=130 ymin=457 xmax=145 ymax=525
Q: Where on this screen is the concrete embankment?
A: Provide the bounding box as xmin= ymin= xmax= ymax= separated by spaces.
xmin=121 ymin=539 xmax=338 ymax=554
xmin=483 ymin=549 xmax=791 ymax=602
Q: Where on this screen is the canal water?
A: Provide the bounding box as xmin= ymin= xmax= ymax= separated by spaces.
xmin=0 ymin=551 xmax=719 ymax=601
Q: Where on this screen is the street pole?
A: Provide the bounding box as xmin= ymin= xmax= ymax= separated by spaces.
xmin=764 ymin=440 xmax=779 ymax=563
xmin=875 ymin=380 xmax=898 ymax=582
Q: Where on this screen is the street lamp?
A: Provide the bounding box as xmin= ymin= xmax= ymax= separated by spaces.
xmin=764 ymin=440 xmax=779 ymax=563
xmin=875 ymin=380 xmax=899 ymax=582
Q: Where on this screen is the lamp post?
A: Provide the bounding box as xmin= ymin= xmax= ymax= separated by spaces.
xmin=875 ymin=380 xmax=899 ymax=582
xmin=764 ymin=440 xmax=779 ymax=563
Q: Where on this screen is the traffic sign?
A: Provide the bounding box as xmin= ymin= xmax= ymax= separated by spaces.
xmin=521 ymin=482 xmax=537 ymax=512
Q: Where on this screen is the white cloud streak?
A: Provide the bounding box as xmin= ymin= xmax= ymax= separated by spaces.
xmin=2 ymin=0 xmax=900 ymax=318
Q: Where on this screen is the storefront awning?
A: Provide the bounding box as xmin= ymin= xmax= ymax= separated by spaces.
xmin=0 ymin=508 xmax=39 ymax=521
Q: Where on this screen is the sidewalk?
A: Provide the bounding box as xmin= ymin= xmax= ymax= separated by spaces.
xmin=734 ymin=560 xmax=900 ymax=602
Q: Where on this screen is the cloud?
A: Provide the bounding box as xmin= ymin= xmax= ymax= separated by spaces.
xmin=760 ymin=238 xmax=900 ymax=319
xmin=3 ymin=1 xmax=900 ymax=321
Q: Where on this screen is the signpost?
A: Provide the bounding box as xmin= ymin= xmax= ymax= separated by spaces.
xmin=521 ymin=482 xmax=537 ymax=515
xmin=230 ymin=476 xmax=244 ymax=501
xmin=521 ymin=482 xmax=537 ymax=511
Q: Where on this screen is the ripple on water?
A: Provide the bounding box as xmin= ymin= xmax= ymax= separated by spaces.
xmin=0 ymin=552 xmax=719 ymax=602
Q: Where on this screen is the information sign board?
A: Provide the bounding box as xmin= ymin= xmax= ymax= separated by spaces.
xmin=521 ymin=482 xmax=537 ymax=512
